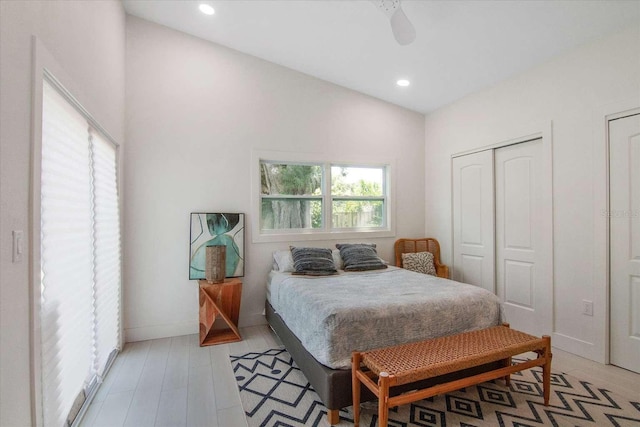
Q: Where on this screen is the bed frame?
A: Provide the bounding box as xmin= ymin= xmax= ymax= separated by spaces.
xmin=266 ymin=302 xmax=501 ymax=425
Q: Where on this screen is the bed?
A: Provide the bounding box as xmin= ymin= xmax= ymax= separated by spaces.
xmin=265 ymin=240 xmax=503 ymax=424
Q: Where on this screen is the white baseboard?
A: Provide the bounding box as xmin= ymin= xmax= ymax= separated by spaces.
xmin=239 ymin=312 xmax=267 ymax=328
xmin=125 ymin=321 xmax=196 ymax=342
xmin=553 ymin=332 xmax=599 ymax=361
xmin=125 ymin=312 xmax=267 ymax=342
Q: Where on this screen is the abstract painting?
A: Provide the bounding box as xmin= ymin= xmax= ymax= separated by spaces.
xmin=190 ymin=213 xmax=244 ymax=279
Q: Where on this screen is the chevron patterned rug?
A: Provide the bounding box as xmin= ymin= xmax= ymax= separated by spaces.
xmin=230 ymin=348 xmax=640 ymax=427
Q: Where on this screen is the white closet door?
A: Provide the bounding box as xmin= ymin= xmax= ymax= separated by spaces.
xmin=452 ymin=150 xmax=495 ymax=292
xmin=610 ymin=113 xmax=640 ymax=373
xmin=495 ymin=139 xmax=551 ymax=337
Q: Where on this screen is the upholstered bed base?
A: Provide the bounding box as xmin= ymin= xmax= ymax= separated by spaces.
xmin=265 ymin=301 xmax=355 ymax=409
xmin=265 ymin=301 xmax=502 ymax=424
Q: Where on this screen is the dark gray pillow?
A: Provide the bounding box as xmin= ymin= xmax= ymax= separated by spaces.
xmin=336 ymin=243 xmax=387 ymax=271
xmin=290 ymin=247 xmax=338 ymax=276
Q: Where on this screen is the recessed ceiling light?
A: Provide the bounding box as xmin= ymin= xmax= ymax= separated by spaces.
xmin=199 ymin=4 xmax=215 ymax=15
xmin=396 ymin=79 xmax=410 ymax=87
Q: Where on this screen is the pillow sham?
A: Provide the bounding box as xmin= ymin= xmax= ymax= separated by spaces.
xmin=273 ymin=250 xmax=295 ymax=272
xmin=290 ymin=246 xmax=338 ymax=276
xmin=336 ymin=243 xmax=387 ymax=271
xmin=273 ymin=249 xmax=343 ymax=272
xmin=332 ymin=249 xmax=344 ymax=270
xmin=402 ymin=251 xmax=437 ymax=276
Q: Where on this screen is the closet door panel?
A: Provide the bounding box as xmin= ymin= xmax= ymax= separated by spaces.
xmin=452 ymin=150 xmax=495 ymax=292
xmin=495 ymin=139 xmax=551 ymax=336
xmin=610 ymin=113 xmax=640 ymax=373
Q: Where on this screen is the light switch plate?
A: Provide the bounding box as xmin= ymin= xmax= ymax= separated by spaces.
xmin=12 ymin=230 xmax=24 ymax=263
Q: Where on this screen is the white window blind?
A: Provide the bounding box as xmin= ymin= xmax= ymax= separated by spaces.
xmin=40 ymin=79 xmax=121 ymax=427
xmin=89 ymin=130 xmax=121 ymax=378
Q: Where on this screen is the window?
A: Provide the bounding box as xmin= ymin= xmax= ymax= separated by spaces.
xmin=260 ymin=162 xmax=324 ymax=230
xmin=257 ymin=155 xmax=392 ymax=240
xmin=331 ymin=165 xmax=385 ymax=229
xmin=40 ymin=77 xmax=121 ymax=426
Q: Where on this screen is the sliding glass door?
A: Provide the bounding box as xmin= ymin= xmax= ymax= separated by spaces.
xmin=40 ymin=77 xmax=121 ymax=426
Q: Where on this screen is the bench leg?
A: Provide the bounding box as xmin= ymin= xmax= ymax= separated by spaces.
xmin=378 ymin=372 xmax=390 ymax=427
xmin=352 ymin=352 xmax=361 ymax=426
xmin=501 ymin=323 xmax=512 ymax=386
xmin=503 ymin=357 xmax=512 ymax=386
xmin=542 ymin=336 xmax=552 ymax=405
xmin=326 ymin=409 xmax=339 ymax=425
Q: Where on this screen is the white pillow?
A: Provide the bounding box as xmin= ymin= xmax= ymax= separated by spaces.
xmin=332 ymin=249 xmax=344 ymax=270
xmin=273 ymin=250 xmax=295 ymax=272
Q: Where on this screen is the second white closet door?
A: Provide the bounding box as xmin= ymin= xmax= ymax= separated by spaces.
xmin=495 ymin=139 xmax=552 ymax=337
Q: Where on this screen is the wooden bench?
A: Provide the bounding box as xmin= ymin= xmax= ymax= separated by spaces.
xmin=351 ymin=324 xmax=552 ymax=427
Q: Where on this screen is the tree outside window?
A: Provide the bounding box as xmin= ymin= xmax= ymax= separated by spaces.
xmin=260 ymin=161 xmax=387 ymax=232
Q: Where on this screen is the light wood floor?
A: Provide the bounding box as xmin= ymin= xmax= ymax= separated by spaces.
xmin=80 ymin=325 xmax=640 ymax=427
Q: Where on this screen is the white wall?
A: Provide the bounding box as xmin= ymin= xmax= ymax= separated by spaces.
xmin=124 ymin=16 xmax=426 ymax=342
xmin=0 ymin=1 xmax=126 ymax=425
xmin=424 ymin=25 xmax=640 ymax=362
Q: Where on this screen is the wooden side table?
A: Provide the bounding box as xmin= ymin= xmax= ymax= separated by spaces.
xmin=198 ymin=278 xmax=242 ymax=346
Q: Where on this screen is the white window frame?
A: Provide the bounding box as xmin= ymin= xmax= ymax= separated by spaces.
xmin=252 ymin=150 xmax=396 ymax=243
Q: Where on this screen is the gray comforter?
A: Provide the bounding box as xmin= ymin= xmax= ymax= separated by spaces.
xmin=268 ymin=266 xmax=502 ymax=369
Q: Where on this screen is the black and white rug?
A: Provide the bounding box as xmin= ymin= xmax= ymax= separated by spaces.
xmin=230 ymin=348 xmax=640 ymax=427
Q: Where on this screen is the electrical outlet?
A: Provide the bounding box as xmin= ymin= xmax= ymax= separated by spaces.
xmin=12 ymin=230 xmax=24 ymax=263
xmin=582 ymin=300 xmax=593 ymax=316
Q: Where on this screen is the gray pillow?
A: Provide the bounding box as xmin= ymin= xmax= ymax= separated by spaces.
xmin=290 ymin=247 xmax=338 ymax=276
xmin=336 ymin=243 xmax=387 ymax=271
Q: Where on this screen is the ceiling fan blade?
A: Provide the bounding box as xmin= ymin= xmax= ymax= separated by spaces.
xmin=390 ymin=6 xmax=416 ymax=45
xmin=370 ymin=0 xmax=416 ymax=45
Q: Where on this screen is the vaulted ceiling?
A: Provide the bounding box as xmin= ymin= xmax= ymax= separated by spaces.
xmin=123 ymin=0 xmax=640 ymax=113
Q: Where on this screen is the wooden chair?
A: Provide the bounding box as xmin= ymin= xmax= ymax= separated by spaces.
xmin=394 ymin=238 xmax=449 ymax=279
